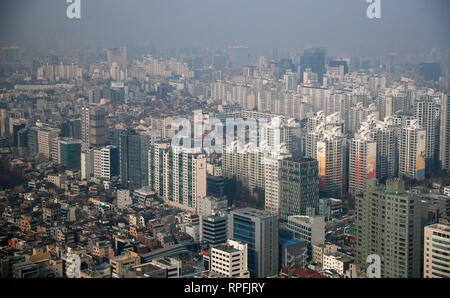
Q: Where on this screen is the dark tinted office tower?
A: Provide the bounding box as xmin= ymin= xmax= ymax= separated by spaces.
xmin=418 ymin=63 xmax=441 ymax=81
xmin=111 ymin=86 xmax=125 ymax=103
xmin=279 ymin=158 xmax=319 ymax=220
xmin=17 ymin=128 xmax=28 ymax=149
xmin=58 ymin=138 xmax=82 ymax=171
xmin=12 ymin=122 xmax=26 ymax=147
xmin=27 ymin=127 xmax=38 ymax=155
xmin=228 ymin=208 xmax=279 ymax=278
xmin=108 ymin=128 xmax=123 ymax=147
xmin=272 ymin=48 xmax=279 ymax=62
xmin=120 ymin=130 xmax=150 ymax=190
xmin=72 ymin=119 xmax=82 ymax=140
xmin=229 ymin=46 xmax=250 ymax=68
xmin=200 ymin=215 xmax=227 ymax=245
xmin=61 ymin=121 xmax=73 ymax=138
xmin=212 ymin=55 xmax=227 ymax=71
xmin=328 ymin=59 xmax=348 ymax=74
xmin=300 ymin=48 xmax=326 ymax=84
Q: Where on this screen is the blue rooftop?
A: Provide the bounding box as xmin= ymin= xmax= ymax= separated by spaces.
xmin=279 ymin=236 xmax=301 ymax=246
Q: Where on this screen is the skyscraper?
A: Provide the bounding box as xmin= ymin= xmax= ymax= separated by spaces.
xmin=119 ymin=130 xmax=150 ymax=190
xmin=300 ymin=47 xmax=326 ymax=84
xmin=58 ymin=138 xmax=81 ymax=171
xmin=355 ymin=179 xmax=421 ymax=278
xmin=27 ymin=127 xmax=38 ymax=156
xmin=228 ymin=46 xmax=250 ymax=68
xmin=279 ymin=158 xmax=319 ymax=220
xmin=228 ymin=208 xmax=278 ymax=278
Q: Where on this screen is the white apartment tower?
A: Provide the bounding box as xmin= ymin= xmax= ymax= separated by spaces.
xmin=398 ymin=119 xmax=426 ymax=179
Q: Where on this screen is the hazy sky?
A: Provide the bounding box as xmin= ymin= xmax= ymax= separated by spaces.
xmin=0 ymin=0 xmax=449 ymax=56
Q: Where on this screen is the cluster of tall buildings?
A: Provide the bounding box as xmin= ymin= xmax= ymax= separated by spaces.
xmin=1 ymin=45 xmax=449 ymax=280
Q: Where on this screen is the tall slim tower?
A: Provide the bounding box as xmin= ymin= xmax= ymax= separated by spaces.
xmin=81 ymin=105 xmax=107 ymax=148
xmin=439 ymin=94 xmax=450 ymax=170
xmin=416 ymin=100 xmax=439 ymax=171
xmin=119 ymin=130 xmax=150 ymax=190
xmin=399 ymin=119 xmax=426 ymax=179
xmin=349 ymin=127 xmax=377 ymax=196
xmin=374 ymin=117 xmax=399 ymax=182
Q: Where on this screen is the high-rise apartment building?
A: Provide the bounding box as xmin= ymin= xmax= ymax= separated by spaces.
xmin=81 ymin=149 xmax=94 ymax=180
xmin=439 ymin=95 xmax=450 ymax=170
xmin=415 ymin=100 xmax=439 ymax=171
xmin=316 ymin=132 xmax=344 ymax=197
xmin=93 ymin=145 xmax=119 ymax=180
xmin=399 ymin=119 xmax=426 ymax=179
xmin=37 ymin=127 xmax=60 ymax=160
xmin=163 ymin=147 xmax=206 ymax=213
xmin=148 ymin=142 xmax=171 ymax=197
xmin=81 ymin=105 xmax=108 ymax=148
xmin=349 ymin=127 xmax=377 ymax=196
xmin=374 ymin=117 xmax=399 ymax=182
xmin=148 ymin=144 xmax=206 ymax=213
xmin=423 ymin=223 xmax=450 ymax=278
xmin=355 ymin=179 xmax=421 ymax=278
xmin=264 ymin=156 xmax=284 ymax=215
